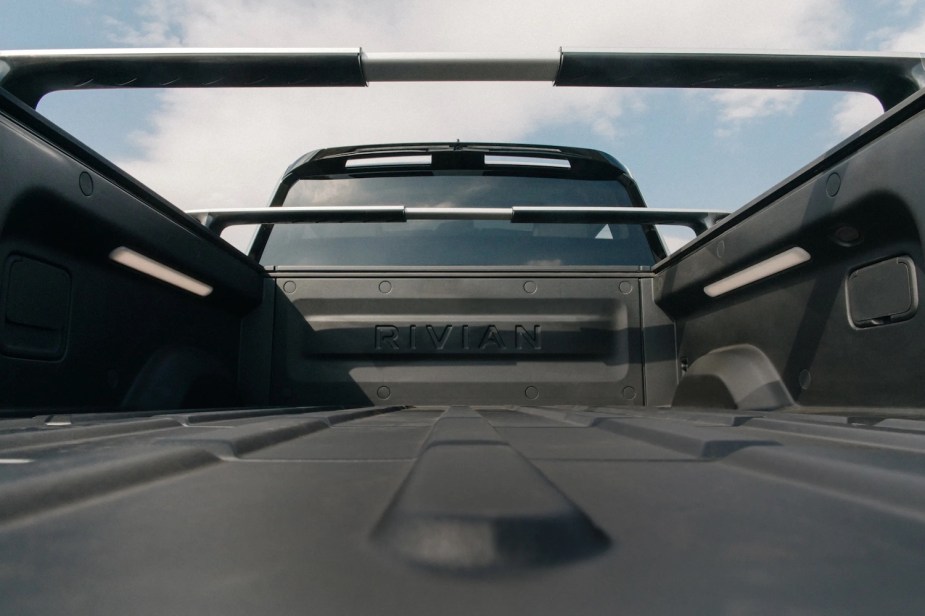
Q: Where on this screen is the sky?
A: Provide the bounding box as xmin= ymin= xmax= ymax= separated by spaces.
xmin=3 ymin=0 xmax=925 ymax=251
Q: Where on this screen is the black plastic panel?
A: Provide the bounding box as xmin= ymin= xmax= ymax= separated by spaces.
xmin=1 ymin=405 xmax=925 ymax=614
xmin=0 ymin=99 xmax=265 ymax=411
xmin=847 ymin=255 xmax=918 ymax=326
xmin=1 ymin=254 xmax=70 ymax=359
xmin=557 ymin=51 xmax=921 ymax=108
xmin=660 ymin=97 xmax=925 ymax=409
xmin=270 ymin=275 xmax=647 ymax=406
xmin=2 ymin=51 xmax=366 ymax=108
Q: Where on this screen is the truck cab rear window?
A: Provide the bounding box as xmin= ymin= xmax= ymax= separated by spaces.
xmin=258 ymin=175 xmax=656 ymax=266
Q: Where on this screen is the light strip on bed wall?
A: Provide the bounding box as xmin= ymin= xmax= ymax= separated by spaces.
xmin=704 ymin=247 xmax=811 ymax=298
xmin=109 ymin=247 xmax=213 ymax=297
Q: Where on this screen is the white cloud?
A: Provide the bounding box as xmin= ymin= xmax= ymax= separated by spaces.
xmin=882 ymin=14 xmax=925 ymax=50
xmin=108 ymin=0 xmax=846 ymax=52
xmin=710 ymin=90 xmax=804 ymax=136
xmin=832 ymin=93 xmax=884 ymax=137
xmin=828 ymin=3 xmax=925 ymax=136
xmin=105 ymin=0 xmax=185 ymax=46
xmin=99 ymin=0 xmax=849 ymax=218
xmin=122 ymin=84 xmax=634 ymax=210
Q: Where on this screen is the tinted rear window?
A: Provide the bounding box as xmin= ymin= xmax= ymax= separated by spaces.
xmin=259 ymin=175 xmax=656 ymax=266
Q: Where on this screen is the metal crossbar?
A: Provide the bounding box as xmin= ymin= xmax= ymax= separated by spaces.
xmin=188 ymin=206 xmax=728 ymax=235
xmin=1 ymin=48 xmax=923 ymax=108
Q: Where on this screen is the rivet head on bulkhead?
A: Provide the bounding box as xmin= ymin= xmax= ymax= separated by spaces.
xmin=79 ymin=172 xmax=94 ymax=196
xmin=826 ymin=173 xmax=841 ymax=197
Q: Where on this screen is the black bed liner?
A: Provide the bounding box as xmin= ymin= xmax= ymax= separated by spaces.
xmin=4 ymin=48 xmax=925 ymax=614
xmin=0 ymin=404 xmax=923 ymax=615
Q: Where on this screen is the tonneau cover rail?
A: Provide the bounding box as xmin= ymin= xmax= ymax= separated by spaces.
xmin=189 ymin=205 xmax=727 ymax=234
xmin=1 ymin=48 xmax=923 ymax=108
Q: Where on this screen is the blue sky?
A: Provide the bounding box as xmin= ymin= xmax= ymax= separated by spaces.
xmin=4 ymin=0 xmax=925 ymax=249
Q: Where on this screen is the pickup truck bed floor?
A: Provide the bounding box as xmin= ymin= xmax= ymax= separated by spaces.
xmin=0 ymin=405 xmax=922 ymax=615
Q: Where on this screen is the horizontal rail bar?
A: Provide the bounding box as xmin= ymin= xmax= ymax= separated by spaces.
xmin=406 ymin=207 xmax=513 ymax=221
xmin=189 ymin=206 xmax=405 ymax=232
xmin=1 ymin=48 xmax=922 ymax=109
xmin=0 ymin=48 xmax=365 ymax=107
xmin=361 ymin=52 xmax=560 ymax=81
xmin=558 ymin=49 xmax=925 ymax=110
xmin=187 ymin=206 xmax=729 ymax=234
xmin=512 ymin=206 xmax=727 ymax=234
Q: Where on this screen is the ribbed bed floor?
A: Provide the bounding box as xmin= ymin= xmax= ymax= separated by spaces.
xmin=0 ymin=405 xmax=923 ymax=615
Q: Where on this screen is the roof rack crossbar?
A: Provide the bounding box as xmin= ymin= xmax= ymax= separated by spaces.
xmin=557 ymin=49 xmax=925 ymax=110
xmin=188 ymin=206 xmax=728 ymax=235
xmin=1 ymin=48 xmax=922 ymax=109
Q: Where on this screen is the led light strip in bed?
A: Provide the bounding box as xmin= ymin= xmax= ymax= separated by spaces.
xmin=704 ymin=247 xmax=810 ymax=298
xmin=109 ymin=247 xmax=213 ymax=297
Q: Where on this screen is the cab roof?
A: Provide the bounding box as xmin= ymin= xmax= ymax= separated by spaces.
xmin=283 ymin=142 xmax=631 ymax=182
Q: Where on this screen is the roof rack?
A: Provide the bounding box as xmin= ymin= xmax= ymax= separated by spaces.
xmin=1 ymin=48 xmax=922 ymax=108
xmin=188 ymin=205 xmax=727 ymax=235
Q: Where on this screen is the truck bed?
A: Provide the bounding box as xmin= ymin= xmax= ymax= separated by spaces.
xmin=3 ymin=49 xmax=925 ymax=614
